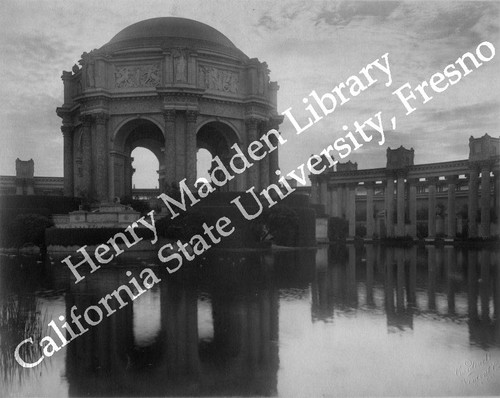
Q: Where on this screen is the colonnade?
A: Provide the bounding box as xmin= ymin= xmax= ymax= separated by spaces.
xmin=61 ymin=110 xmax=282 ymax=202
xmin=311 ymin=160 xmax=499 ymax=239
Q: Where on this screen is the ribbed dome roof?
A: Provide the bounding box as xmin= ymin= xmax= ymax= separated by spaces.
xmin=104 ymin=17 xmax=244 ymax=58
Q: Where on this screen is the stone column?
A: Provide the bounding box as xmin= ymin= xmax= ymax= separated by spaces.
xmin=61 ymin=125 xmax=74 ymax=197
xmin=188 ymin=51 xmax=198 ymax=85
xmin=396 ymin=172 xmax=406 ymax=237
xmin=259 ymin=155 xmax=270 ymax=190
xmin=319 ymin=178 xmax=328 ymax=213
xmin=163 ymin=110 xmax=176 ymax=188
xmin=446 ymin=175 xmax=457 ymax=238
xmin=385 ymin=175 xmax=395 ymax=237
xmin=495 ymin=170 xmax=500 ymax=237
xmin=427 ymin=177 xmax=438 ymax=239
xmin=175 ymin=113 xmax=185 ymax=182
xmin=108 ymin=152 xmax=115 ymax=200
xmin=347 ymin=183 xmax=357 ymax=238
xmin=80 ymin=115 xmax=92 ymax=199
xmin=309 ymin=176 xmax=318 ymax=205
xmin=365 ymin=181 xmax=375 ymax=239
xmin=408 ymin=178 xmax=418 ymax=238
xmin=259 ymin=121 xmax=270 ymax=189
xmin=94 ymin=113 xmax=108 ymax=202
xmin=336 ymin=184 xmax=344 ymax=218
xmin=480 ymin=163 xmax=491 ymax=238
xmin=267 ymin=123 xmax=281 ymax=185
xmin=245 ymin=118 xmax=259 ymax=189
xmin=328 ymin=185 xmax=337 ymax=217
xmin=468 ymin=164 xmax=479 ymax=238
xmin=186 ymin=110 xmax=198 ymax=187
xmin=124 ymin=156 xmax=134 ymax=197
xmin=61 ymin=71 xmax=73 ymax=106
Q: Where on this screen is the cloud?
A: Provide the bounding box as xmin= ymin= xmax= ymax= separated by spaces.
xmin=313 ymin=1 xmax=399 ymax=27
xmin=0 ymin=0 xmax=498 ymax=181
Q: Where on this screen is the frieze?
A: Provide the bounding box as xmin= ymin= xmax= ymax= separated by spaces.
xmin=114 ymin=64 xmax=161 ymax=88
xmin=200 ymin=101 xmax=242 ymax=118
xmin=198 ymin=66 xmax=239 ymax=94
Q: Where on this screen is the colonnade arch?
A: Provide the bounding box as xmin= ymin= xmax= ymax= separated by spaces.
xmin=110 ymin=118 xmax=165 ymax=199
xmin=196 ymin=120 xmax=242 ymax=192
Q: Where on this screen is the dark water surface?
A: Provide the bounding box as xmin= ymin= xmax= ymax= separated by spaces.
xmin=1 ymin=244 xmax=499 ymax=397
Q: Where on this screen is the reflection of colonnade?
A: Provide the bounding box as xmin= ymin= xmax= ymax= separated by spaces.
xmin=311 ymin=244 xmax=499 ymax=344
xmin=65 ymin=256 xmax=279 ymax=397
xmin=310 ymin=135 xmax=500 ymax=239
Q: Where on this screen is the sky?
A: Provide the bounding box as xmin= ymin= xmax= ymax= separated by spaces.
xmin=0 ymin=0 xmax=499 ymax=187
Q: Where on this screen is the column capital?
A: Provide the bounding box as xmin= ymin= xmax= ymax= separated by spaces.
xmin=427 ymin=176 xmax=439 ymax=185
xmin=163 ymin=109 xmax=176 ymax=123
xmin=468 ymin=161 xmax=481 ymax=173
xmin=479 ymin=160 xmax=495 ymax=173
xmin=61 ymin=70 xmax=73 ymax=80
xmin=95 ymin=112 xmax=109 ymax=125
xmin=446 ymin=175 xmax=458 ymax=184
xmin=395 ymin=169 xmax=408 ymax=178
xmin=266 ymin=115 xmax=284 ymax=131
xmin=61 ymin=125 xmax=73 ymax=136
xmin=79 ymin=114 xmax=93 ymax=127
xmin=407 ymin=177 xmax=419 ymax=185
xmin=245 ymin=117 xmax=261 ymax=129
xmin=186 ymin=110 xmax=199 ymax=123
xmin=385 ymin=170 xmax=396 ymax=179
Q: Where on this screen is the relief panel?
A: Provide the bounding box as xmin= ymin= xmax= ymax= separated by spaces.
xmin=114 ymin=64 xmax=161 ymax=88
xmin=198 ymin=65 xmax=239 ymax=94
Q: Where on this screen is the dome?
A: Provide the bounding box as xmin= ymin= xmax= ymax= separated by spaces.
xmin=103 ymin=17 xmax=246 ymax=59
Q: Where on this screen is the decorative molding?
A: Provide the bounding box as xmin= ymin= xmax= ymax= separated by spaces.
xmin=61 ymin=125 xmax=73 ymax=135
xmin=95 ymin=112 xmax=109 ymax=125
xmin=163 ymin=110 xmax=176 ymax=123
xmin=186 ymin=110 xmax=199 ymax=123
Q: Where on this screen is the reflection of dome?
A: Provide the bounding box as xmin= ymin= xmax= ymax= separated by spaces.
xmin=103 ymin=17 xmax=247 ymax=59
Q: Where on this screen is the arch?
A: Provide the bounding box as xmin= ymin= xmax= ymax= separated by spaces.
xmin=196 ymin=118 xmax=242 ymax=144
xmin=112 ymin=118 xmax=165 ymax=199
xmin=131 ymin=147 xmax=160 ymax=189
xmin=112 ymin=116 xmax=165 ymax=150
xmin=196 ymin=120 xmax=242 ymax=191
xmin=196 ymin=120 xmax=240 ymax=156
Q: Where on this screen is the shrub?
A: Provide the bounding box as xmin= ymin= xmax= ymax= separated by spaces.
xmin=7 ymin=214 xmax=53 ymax=248
xmin=156 ymin=211 xmax=209 ymax=241
xmin=120 ymin=196 xmax=151 ymax=214
xmin=355 ymin=224 xmax=366 ymax=238
xmin=0 ymin=195 xmax=81 ymax=214
xmin=45 ymin=227 xmax=154 ymax=246
xmin=416 ymin=222 xmax=428 ymax=238
xmin=251 ymin=205 xmax=299 ymax=246
xmin=328 ymin=217 xmax=348 ymax=241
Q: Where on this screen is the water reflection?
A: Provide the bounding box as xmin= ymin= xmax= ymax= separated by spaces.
xmin=65 ymin=253 xmax=280 ymax=396
xmin=310 ymin=245 xmax=500 ymax=348
xmin=0 ymin=244 xmax=499 ymax=396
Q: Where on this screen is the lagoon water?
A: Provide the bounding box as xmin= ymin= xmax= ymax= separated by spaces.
xmin=1 ymin=244 xmax=499 ymax=397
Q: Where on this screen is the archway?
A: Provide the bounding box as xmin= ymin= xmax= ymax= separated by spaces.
xmin=197 ymin=148 xmax=213 ymax=181
xmin=112 ymin=118 xmax=164 ymax=199
xmin=131 ymin=147 xmax=160 ymax=188
xmin=196 ymin=121 xmax=242 ymax=192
